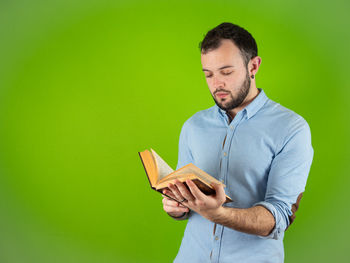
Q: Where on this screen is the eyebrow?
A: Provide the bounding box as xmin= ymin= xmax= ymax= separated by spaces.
xmin=202 ymin=65 xmax=234 ymax=71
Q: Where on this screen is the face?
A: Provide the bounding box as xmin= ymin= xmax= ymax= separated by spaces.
xmin=201 ymin=39 xmax=251 ymax=111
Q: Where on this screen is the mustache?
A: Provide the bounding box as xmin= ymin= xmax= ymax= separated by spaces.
xmin=214 ymin=89 xmax=231 ymax=95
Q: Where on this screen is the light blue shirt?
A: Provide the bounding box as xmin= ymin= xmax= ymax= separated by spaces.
xmin=173 ymin=89 xmax=313 ymax=263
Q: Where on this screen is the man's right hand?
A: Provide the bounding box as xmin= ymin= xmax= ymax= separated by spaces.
xmin=162 ymin=189 xmax=189 ymax=217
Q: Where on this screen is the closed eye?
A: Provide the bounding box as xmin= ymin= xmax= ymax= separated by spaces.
xmin=222 ymin=71 xmax=233 ymax=75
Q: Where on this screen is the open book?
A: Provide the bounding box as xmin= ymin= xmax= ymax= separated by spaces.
xmin=138 ymin=148 xmax=232 ymax=203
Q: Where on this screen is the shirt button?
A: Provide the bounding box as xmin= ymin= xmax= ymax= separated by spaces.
xmin=215 ymin=236 xmax=219 ymax=241
xmin=223 ymin=152 xmax=227 ymax=156
xmin=230 ymin=125 xmax=234 ymax=130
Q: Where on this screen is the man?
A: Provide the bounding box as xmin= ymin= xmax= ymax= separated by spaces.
xmin=162 ymin=22 xmax=313 ymax=263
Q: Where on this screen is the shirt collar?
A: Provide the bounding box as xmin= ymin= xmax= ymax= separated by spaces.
xmin=244 ymin=89 xmax=269 ymax=119
xmin=216 ymin=89 xmax=269 ymax=120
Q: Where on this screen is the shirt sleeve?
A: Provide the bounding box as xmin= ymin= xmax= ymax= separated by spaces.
xmin=253 ymin=117 xmax=314 ymax=240
xmin=176 ymin=120 xmax=194 ymax=170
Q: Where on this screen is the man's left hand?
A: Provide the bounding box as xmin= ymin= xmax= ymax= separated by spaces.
xmin=164 ymin=179 xmax=226 ymax=220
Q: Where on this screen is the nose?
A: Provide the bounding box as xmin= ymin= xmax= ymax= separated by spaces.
xmin=213 ymin=76 xmax=224 ymax=89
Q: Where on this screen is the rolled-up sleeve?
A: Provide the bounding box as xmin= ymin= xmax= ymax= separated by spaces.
xmin=254 ymin=117 xmax=314 ymax=240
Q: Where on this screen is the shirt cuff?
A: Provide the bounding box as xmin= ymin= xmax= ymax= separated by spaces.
xmin=253 ymin=201 xmax=285 ymax=240
xmin=168 ymin=211 xmax=190 ymax=221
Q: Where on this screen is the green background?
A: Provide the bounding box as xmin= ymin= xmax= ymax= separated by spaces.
xmin=0 ymin=0 xmax=349 ymax=262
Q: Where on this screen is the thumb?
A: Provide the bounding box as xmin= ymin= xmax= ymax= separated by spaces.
xmin=212 ymin=183 xmax=226 ymax=200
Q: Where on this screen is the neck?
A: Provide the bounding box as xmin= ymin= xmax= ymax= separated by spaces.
xmin=227 ymin=85 xmax=260 ymax=120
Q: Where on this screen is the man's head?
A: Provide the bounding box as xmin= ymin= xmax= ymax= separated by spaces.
xmin=200 ymin=23 xmax=261 ymax=112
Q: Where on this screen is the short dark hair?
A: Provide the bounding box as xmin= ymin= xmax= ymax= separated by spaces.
xmin=199 ymin=22 xmax=258 ymax=66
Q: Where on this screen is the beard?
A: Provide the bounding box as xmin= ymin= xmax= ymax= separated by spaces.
xmin=212 ymin=70 xmax=251 ymax=111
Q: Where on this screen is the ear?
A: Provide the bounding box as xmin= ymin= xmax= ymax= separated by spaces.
xmin=248 ymin=56 xmax=262 ymax=78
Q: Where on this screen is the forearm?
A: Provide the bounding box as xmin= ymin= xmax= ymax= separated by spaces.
xmin=204 ymin=205 xmax=275 ymax=236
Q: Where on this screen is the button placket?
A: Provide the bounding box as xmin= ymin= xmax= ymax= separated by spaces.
xmin=212 ymin=115 xmax=241 ymax=263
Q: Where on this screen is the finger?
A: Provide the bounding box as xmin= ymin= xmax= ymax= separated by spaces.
xmin=163 ymin=190 xmax=189 ymax=209
xmin=163 ymin=200 xmax=190 ymax=213
xmin=162 ymin=196 xmax=186 ymax=206
xmin=186 ymin=179 xmax=206 ymax=200
xmin=174 ymin=180 xmax=195 ymax=202
xmin=163 ymin=196 xmax=189 ymax=210
xmin=163 ymin=189 xmax=176 ymax=200
xmin=163 ymin=198 xmax=183 ymax=207
xmin=168 ymin=183 xmax=185 ymax=201
xmin=164 ymin=206 xmax=190 ymax=214
xmin=211 ymin=183 xmax=226 ymax=203
xmin=163 ymin=198 xmax=187 ymax=208
xmin=163 ymin=189 xmax=177 ymax=199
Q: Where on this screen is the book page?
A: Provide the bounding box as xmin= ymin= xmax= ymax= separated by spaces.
xmin=171 ymin=164 xmax=223 ymax=186
xmin=151 ymin=149 xmax=174 ymax=180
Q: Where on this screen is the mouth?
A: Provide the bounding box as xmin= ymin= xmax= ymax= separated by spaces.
xmin=216 ymin=92 xmax=229 ymax=98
